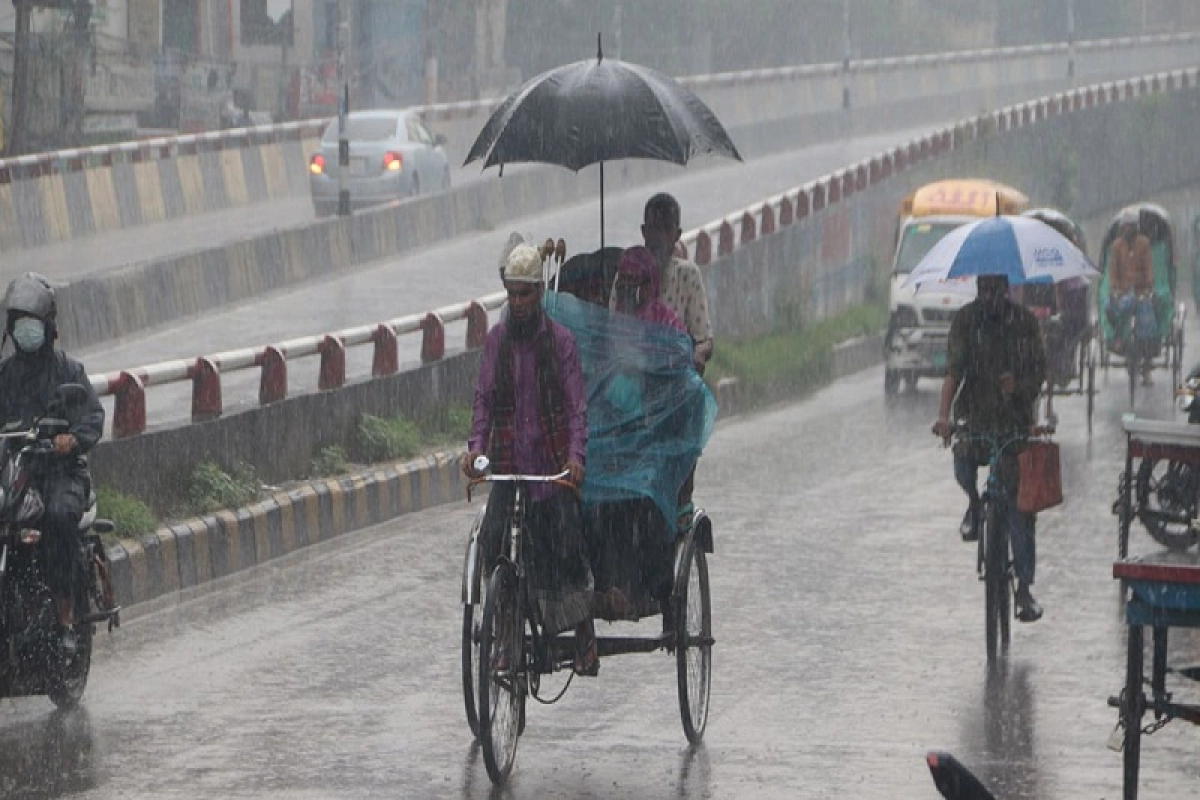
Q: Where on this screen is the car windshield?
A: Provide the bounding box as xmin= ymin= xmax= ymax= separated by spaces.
xmin=893 ymin=222 xmax=963 ymax=274
xmin=322 ymin=117 xmax=399 ymax=143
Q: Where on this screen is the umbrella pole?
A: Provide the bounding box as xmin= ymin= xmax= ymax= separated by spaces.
xmin=599 ymin=161 xmax=606 ymax=263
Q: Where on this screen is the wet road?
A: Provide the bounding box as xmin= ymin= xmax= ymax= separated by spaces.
xmin=3 ymin=350 xmax=1200 ymax=797
xmin=77 ymin=123 xmax=937 ymax=434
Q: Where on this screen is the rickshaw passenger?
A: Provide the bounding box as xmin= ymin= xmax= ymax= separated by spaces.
xmin=1111 ymin=220 xmax=1154 ymax=295
xmin=1107 ymin=220 xmax=1157 ymax=384
xmin=613 ymin=246 xmax=686 ymax=332
xmin=588 ymin=247 xmax=695 ymax=619
xmin=1018 ymin=281 xmax=1088 ymax=385
xmin=462 ymin=244 xmax=600 ymax=676
xmin=613 ymin=193 xmax=714 ymax=531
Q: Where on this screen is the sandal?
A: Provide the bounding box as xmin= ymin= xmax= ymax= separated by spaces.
xmin=574 ymin=620 xmax=600 ymax=677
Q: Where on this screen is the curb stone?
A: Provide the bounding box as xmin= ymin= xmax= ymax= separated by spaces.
xmin=105 ymin=451 xmax=464 ymax=609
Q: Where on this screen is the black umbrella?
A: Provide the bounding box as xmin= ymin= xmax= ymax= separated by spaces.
xmin=464 ymin=35 xmax=742 ymax=259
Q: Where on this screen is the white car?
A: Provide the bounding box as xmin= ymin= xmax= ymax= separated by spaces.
xmin=308 ymin=109 xmax=451 ymax=217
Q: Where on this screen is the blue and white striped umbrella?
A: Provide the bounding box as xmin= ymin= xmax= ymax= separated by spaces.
xmin=903 ymin=215 xmax=1099 ymax=288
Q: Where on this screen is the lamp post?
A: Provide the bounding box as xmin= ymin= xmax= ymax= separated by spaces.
xmin=9 ymin=0 xmax=32 ymax=155
xmin=336 ymin=0 xmax=350 ymax=217
xmin=841 ymin=0 xmax=851 ymax=109
xmin=1066 ymin=0 xmax=1076 ymax=81
xmin=614 ymin=2 xmax=622 ymax=61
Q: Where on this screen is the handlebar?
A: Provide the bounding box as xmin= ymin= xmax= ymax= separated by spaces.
xmin=466 ymin=469 xmax=576 ymax=502
xmin=931 ymin=420 xmax=1056 ymax=446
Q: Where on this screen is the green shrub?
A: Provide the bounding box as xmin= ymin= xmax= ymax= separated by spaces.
xmin=422 ymin=403 xmax=472 ymax=446
xmin=707 ymin=302 xmax=888 ymax=408
xmin=95 ymin=486 xmax=157 ymax=542
xmin=187 ymin=461 xmax=261 ymax=516
xmin=312 ymin=444 xmax=349 ymax=477
xmin=356 ymin=414 xmax=422 ymax=462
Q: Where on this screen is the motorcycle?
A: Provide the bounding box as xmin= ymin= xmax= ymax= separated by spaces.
xmin=0 ymin=383 xmax=119 ymax=709
xmin=1129 ymin=363 xmax=1200 ymax=550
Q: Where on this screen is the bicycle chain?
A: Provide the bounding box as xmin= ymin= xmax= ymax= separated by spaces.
xmin=1111 ymin=471 xmax=1128 ymax=516
xmin=1117 ymin=684 xmax=1179 ymax=736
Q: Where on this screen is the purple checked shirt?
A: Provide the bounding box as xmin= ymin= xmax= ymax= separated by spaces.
xmin=469 ymin=314 xmax=587 ymax=501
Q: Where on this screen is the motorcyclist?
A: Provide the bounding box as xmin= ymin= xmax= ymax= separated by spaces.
xmin=0 ymin=274 xmax=104 ymax=653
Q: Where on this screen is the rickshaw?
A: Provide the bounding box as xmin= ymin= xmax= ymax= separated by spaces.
xmin=1098 ymin=204 xmax=1186 ymax=405
xmin=1020 ymin=208 xmax=1098 ymax=432
xmin=459 ymin=285 xmax=717 ymax=785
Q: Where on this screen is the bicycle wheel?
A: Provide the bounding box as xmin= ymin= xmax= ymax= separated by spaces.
xmin=1171 ymin=331 xmax=1183 ymax=390
xmin=1127 ymin=349 xmax=1138 ymax=407
xmin=675 ymin=527 xmax=712 ymax=744
xmin=984 ymin=498 xmax=1006 ymax=662
xmin=461 ymin=580 xmax=486 ymax=739
xmin=461 ymin=516 xmax=486 ymax=739
xmin=1086 ymin=340 xmax=1096 ymax=435
xmin=1123 ymin=624 xmax=1144 ymax=798
xmin=478 ymin=564 xmax=524 ymax=784
xmin=1134 ymin=458 xmax=1200 ymax=551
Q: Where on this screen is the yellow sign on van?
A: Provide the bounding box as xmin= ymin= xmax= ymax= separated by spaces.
xmin=903 ymin=179 xmax=1028 ymax=218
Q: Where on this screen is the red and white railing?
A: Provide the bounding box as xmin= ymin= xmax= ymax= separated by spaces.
xmin=90 ymin=294 xmax=503 ymax=438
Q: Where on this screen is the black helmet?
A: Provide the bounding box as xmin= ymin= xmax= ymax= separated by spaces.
xmin=4 ymin=273 xmax=56 ymax=323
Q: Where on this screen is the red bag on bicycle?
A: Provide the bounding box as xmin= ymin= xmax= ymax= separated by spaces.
xmin=1017 ymin=440 xmax=1062 ymax=513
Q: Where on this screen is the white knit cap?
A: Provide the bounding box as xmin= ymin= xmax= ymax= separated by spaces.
xmin=504 ymin=244 xmax=544 ymax=284
xmin=498 ymin=231 xmax=526 ymax=270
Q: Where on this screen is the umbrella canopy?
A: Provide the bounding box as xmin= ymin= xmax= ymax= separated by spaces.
xmin=463 ymin=42 xmax=741 ymax=172
xmin=903 ymin=215 xmax=1100 ymax=289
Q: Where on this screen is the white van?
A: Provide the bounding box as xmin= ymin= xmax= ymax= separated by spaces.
xmin=884 ymin=179 xmax=1029 ymax=394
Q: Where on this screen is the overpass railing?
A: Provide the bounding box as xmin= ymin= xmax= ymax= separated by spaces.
xmin=85 ymin=66 xmax=1200 ymax=438
xmin=91 ymin=294 xmax=504 ymax=439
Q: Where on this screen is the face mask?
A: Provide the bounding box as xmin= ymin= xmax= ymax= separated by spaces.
xmin=12 ymin=318 xmax=44 ymax=353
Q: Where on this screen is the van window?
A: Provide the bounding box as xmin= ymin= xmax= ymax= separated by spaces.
xmin=893 ymin=222 xmax=961 ymax=274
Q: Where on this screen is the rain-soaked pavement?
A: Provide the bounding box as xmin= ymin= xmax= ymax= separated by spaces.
xmin=3 ymin=353 xmax=1200 ymax=798
xmin=76 ymin=122 xmax=942 ymax=435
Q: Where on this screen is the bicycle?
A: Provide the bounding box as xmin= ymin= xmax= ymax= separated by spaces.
xmin=464 ymin=460 xmax=577 ymax=782
xmin=460 ymin=456 xmax=715 ymax=785
xmin=939 ymin=422 xmax=1054 ymax=661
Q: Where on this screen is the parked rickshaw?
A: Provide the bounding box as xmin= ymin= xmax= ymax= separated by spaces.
xmin=1098 ymin=204 xmax=1185 ymax=405
xmin=1020 ymin=208 xmax=1097 ymax=431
